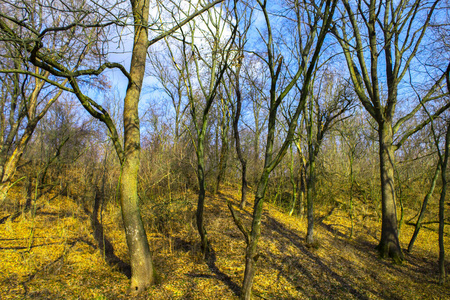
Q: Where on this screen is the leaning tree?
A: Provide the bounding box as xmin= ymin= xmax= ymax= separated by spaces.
xmin=0 ymin=0 xmax=225 ymax=292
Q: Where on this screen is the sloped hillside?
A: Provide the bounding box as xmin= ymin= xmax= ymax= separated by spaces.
xmin=1 ymin=187 xmax=449 ymax=299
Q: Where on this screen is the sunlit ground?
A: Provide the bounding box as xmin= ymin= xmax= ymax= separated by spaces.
xmin=1 ymin=187 xmax=449 ymax=299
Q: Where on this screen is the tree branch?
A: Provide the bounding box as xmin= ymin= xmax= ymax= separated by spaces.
xmin=148 ymin=0 xmax=225 ymax=47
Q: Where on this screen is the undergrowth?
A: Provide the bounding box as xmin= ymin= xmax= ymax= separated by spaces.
xmin=0 ymin=186 xmax=449 ymax=299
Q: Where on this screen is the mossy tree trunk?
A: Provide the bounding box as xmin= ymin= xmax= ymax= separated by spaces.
xmin=196 ymin=128 xmax=209 ymax=253
xmin=377 ymin=122 xmax=403 ymax=262
xmin=0 ymin=0 xmax=226 ymax=292
xmin=120 ymin=0 xmax=155 ymax=292
xmin=240 ymin=170 xmax=269 ymax=300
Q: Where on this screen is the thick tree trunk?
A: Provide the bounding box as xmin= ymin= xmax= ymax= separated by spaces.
xmin=241 ymin=172 xmax=269 ymax=300
xmin=120 ymin=0 xmax=154 ymax=292
xmin=120 ymin=158 xmax=154 ymax=292
xmin=377 ymin=123 xmax=403 ymax=263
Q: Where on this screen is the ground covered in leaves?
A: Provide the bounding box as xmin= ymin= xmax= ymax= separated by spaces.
xmin=1 ymin=186 xmax=449 ymax=299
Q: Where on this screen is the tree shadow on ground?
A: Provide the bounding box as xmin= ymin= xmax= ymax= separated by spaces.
xmin=318 ymin=219 xmax=441 ymax=283
xmin=181 ymin=237 xmax=241 ymax=297
xmin=83 ymin=189 xmax=131 ymax=279
xmin=264 ymin=215 xmax=372 ymax=299
xmin=264 ymin=212 xmax=449 ymax=299
xmin=206 ymin=248 xmax=241 ymax=296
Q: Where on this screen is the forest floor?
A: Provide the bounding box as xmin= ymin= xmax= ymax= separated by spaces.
xmin=0 ymin=185 xmax=449 ymax=299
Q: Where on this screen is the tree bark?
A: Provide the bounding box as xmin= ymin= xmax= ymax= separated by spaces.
xmin=438 ymin=62 xmax=450 ymax=285
xmin=306 ymin=98 xmax=315 ymax=244
xmin=288 ymin=146 xmax=297 ymax=216
xmin=306 ymin=153 xmax=315 ymax=244
xmin=196 ymin=134 xmax=209 ymax=254
xmin=240 ymin=171 xmax=269 ymax=300
xmin=376 ymin=122 xmax=403 ymax=263
xmin=438 ymin=116 xmax=450 ymax=285
xmin=120 ymin=0 xmax=154 ymax=292
xmin=438 ymin=161 xmax=446 ymax=285
xmin=349 ymin=152 xmax=355 ymax=239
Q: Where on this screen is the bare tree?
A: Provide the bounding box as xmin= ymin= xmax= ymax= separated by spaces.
xmin=227 ymin=0 xmax=337 ymax=298
xmin=302 ymin=72 xmax=355 ymax=244
xmin=0 ymin=0 xmax=225 ymax=292
xmin=178 ymin=2 xmax=236 ymax=254
xmin=0 ymin=9 xmax=69 ymax=201
xmin=223 ymin=1 xmax=253 ymax=208
xmin=332 ymin=0 xmax=449 ymax=262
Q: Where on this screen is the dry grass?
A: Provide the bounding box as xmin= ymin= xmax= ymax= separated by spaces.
xmin=1 ymin=186 xmax=449 ymax=299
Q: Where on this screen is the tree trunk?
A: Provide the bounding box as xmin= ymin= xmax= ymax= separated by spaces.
xmin=438 ymin=119 xmax=450 ymax=285
xmin=438 ymin=165 xmax=446 ymax=285
xmin=288 ymin=146 xmax=297 ymax=216
xmin=306 ymin=100 xmax=315 ymax=245
xmin=230 ymin=64 xmax=249 ymax=209
xmin=297 ymin=151 xmax=306 ymax=218
xmin=239 ymin=164 xmax=249 ymax=210
xmin=215 ymin=145 xmax=228 ymax=194
xmin=408 ymin=163 xmax=439 ymax=252
xmin=215 ymin=106 xmax=229 ymax=194
xmin=349 ymin=153 xmax=355 ymax=239
xmin=377 ymin=122 xmax=403 ymax=263
xmin=241 ymin=171 xmax=269 ymax=300
xmin=306 ymin=157 xmax=315 ymax=244
xmin=0 ymin=124 xmax=36 ymax=201
xmin=438 ymin=63 xmax=450 ymax=285
xmin=120 ymin=0 xmax=154 ymax=292
xmin=196 ymin=134 xmax=209 ymax=254
xmin=235 ymin=113 xmax=248 ymax=209
xmin=24 ymin=175 xmax=33 ymax=212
